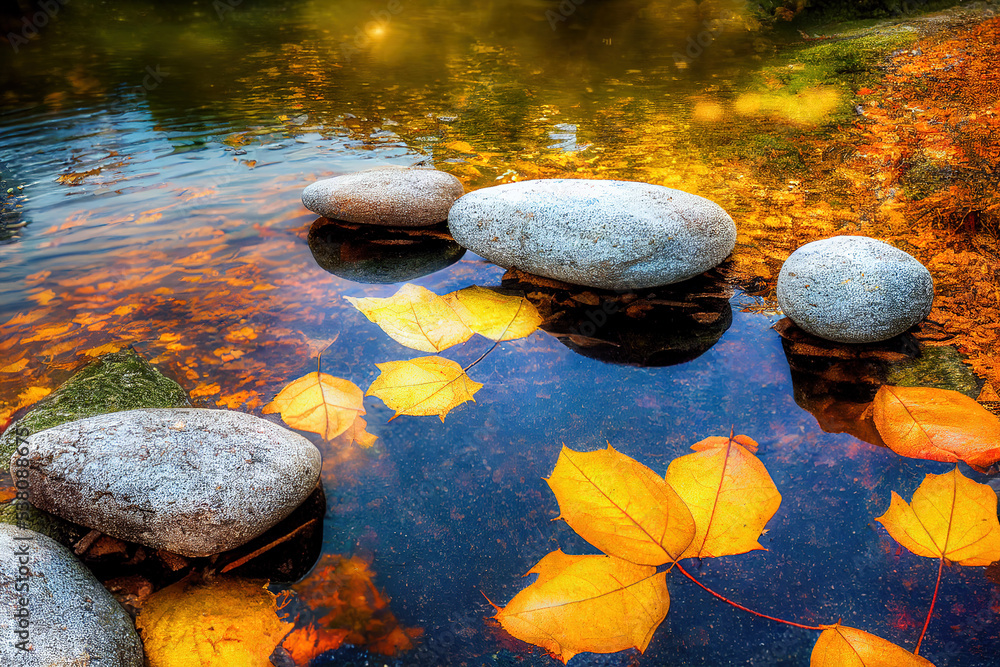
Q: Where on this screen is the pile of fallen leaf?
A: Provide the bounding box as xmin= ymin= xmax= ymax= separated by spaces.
xmin=722 ymin=15 xmax=1000 ymax=392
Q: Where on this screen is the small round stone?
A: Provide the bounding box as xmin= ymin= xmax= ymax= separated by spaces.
xmin=447 ymin=179 xmax=736 ymax=290
xmin=301 ymin=165 xmax=465 ymax=227
xmin=777 ymin=236 xmax=934 ymax=343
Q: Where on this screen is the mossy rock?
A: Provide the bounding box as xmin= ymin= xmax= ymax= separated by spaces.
xmin=0 ymin=500 xmax=87 ymax=544
xmin=885 ymin=345 xmax=983 ymax=398
xmin=0 ymin=347 xmax=190 ymax=472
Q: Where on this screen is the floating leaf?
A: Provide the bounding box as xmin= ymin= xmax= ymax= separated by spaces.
xmin=872 ymin=385 xmax=1000 ymax=467
xmin=347 ymin=283 xmax=540 ymax=352
xmin=876 ymin=467 xmax=1000 ymax=566
xmin=547 ymin=445 xmax=695 ymax=565
xmin=136 ymin=577 xmax=292 ymax=667
xmin=262 ymin=372 xmax=364 ymax=439
xmin=665 ymin=433 xmax=781 ymax=559
xmin=366 ymin=356 xmax=482 ymax=421
xmin=347 ymin=284 xmax=472 ymax=353
xmin=493 ymin=550 xmax=668 ymax=663
xmin=443 ymin=285 xmax=542 ymax=341
xmin=811 ymin=624 xmax=936 ymax=666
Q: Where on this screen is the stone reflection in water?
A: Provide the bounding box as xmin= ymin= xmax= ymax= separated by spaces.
xmin=502 ymin=268 xmax=733 ymax=367
xmin=307 ymin=218 xmax=465 ymax=284
xmin=775 ymin=319 xmax=983 ymax=448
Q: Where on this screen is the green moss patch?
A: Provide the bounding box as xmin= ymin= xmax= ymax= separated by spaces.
xmin=0 ymin=347 xmax=190 ymax=472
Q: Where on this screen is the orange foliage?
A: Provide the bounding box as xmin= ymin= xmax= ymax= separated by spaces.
xmin=286 ymin=554 xmax=423 ymax=657
xmin=811 ymin=624 xmax=935 ymax=667
xmin=493 ymin=551 xmax=668 ymax=663
xmin=871 ymin=386 xmax=1000 ymax=468
xmin=877 ymin=467 xmax=1000 ymax=566
xmin=281 ymin=625 xmax=349 ymax=665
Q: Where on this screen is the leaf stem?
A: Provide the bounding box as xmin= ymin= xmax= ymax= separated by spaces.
xmin=914 ymin=557 xmax=944 ymax=655
xmin=675 ymin=562 xmax=823 ymax=631
xmin=463 ymin=296 xmax=526 ymax=373
xmin=464 ymin=339 xmax=500 ymax=373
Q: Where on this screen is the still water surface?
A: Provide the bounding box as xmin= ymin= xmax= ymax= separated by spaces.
xmin=1 ymin=1 xmax=998 ymax=665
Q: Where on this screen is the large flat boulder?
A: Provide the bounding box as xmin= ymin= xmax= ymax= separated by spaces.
xmin=447 ymin=179 xmax=736 ymax=290
xmin=0 ymin=347 xmax=190 ymax=472
xmin=10 ymin=408 xmax=322 ymax=557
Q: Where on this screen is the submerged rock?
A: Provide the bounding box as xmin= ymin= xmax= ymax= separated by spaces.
xmin=447 ymin=179 xmax=736 ymax=290
xmin=301 ymin=165 xmax=465 ymax=227
xmin=307 ymin=218 xmax=465 ymax=283
xmin=0 ymin=347 xmax=190 ymax=472
xmin=777 ymin=236 xmax=934 ymax=344
xmin=0 ymin=524 xmax=143 ymax=666
xmin=11 ymin=408 xmax=322 ymax=557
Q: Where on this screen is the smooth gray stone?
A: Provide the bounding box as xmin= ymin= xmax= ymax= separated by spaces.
xmin=301 ymin=165 xmax=465 ymax=226
xmin=0 ymin=524 xmax=143 ymax=666
xmin=777 ymin=236 xmax=934 ymax=343
xmin=447 ymin=179 xmax=736 ymax=289
xmin=10 ymin=408 xmax=321 ymax=557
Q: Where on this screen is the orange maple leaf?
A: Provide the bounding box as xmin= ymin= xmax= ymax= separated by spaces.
xmin=493 ymin=550 xmax=668 ymax=663
xmin=871 ymin=386 xmax=1000 ymax=468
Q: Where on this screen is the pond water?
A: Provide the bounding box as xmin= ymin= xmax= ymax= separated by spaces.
xmin=2 ymin=0 xmax=999 ymax=665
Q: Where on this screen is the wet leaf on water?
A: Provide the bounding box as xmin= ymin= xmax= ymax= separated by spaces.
xmin=366 ymin=356 xmax=482 ymax=421
xmin=811 ymin=624 xmax=936 ymax=666
xmin=348 ymin=284 xmax=471 ymax=353
xmin=443 ymin=285 xmax=542 ymax=341
xmin=136 ymin=577 xmax=292 ymax=667
xmin=493 ymin=550 xmax=668 ymax=664
xmin=665 ymin=433 xmax=781 ymax=559
xmin=262 ymin=372 xmax=365 ymax=440
xmin=871 ymin=385 xmax=1000 ymax=468
xmin=347 ymin=283 xmax=540 ymax=352
xmin=547 ymin=444 xmax=695 ymax=565
xmin=876 ymin=467 xmax=1000 ymax=566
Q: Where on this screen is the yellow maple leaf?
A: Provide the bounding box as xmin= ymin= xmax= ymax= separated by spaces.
xmin=876 ymin=467 xmax=1000 ymax=566
xmin=493 ymin=550 xmax=668 ymax=663
xmin=262 ymin=372 xmax=365 ymax=439
xmin=547 ymin=444 xmax=695 ymax=565
xmin=443 ymin=285 xmax=542 ymax=341
xmin=347 ymin=284 xmax=472 ymax=353
xmin=136 ymin=577 xmax=292 ymax=667
xmin=347 ymin=284 xmax=540 ymax=352
xmin=811 ymin=624 xmax=936 ymax=666
xmin=366 ymin=356 xmax=482 ymax=421
xmin=665 ymin=433 xmax=782 ymax=559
